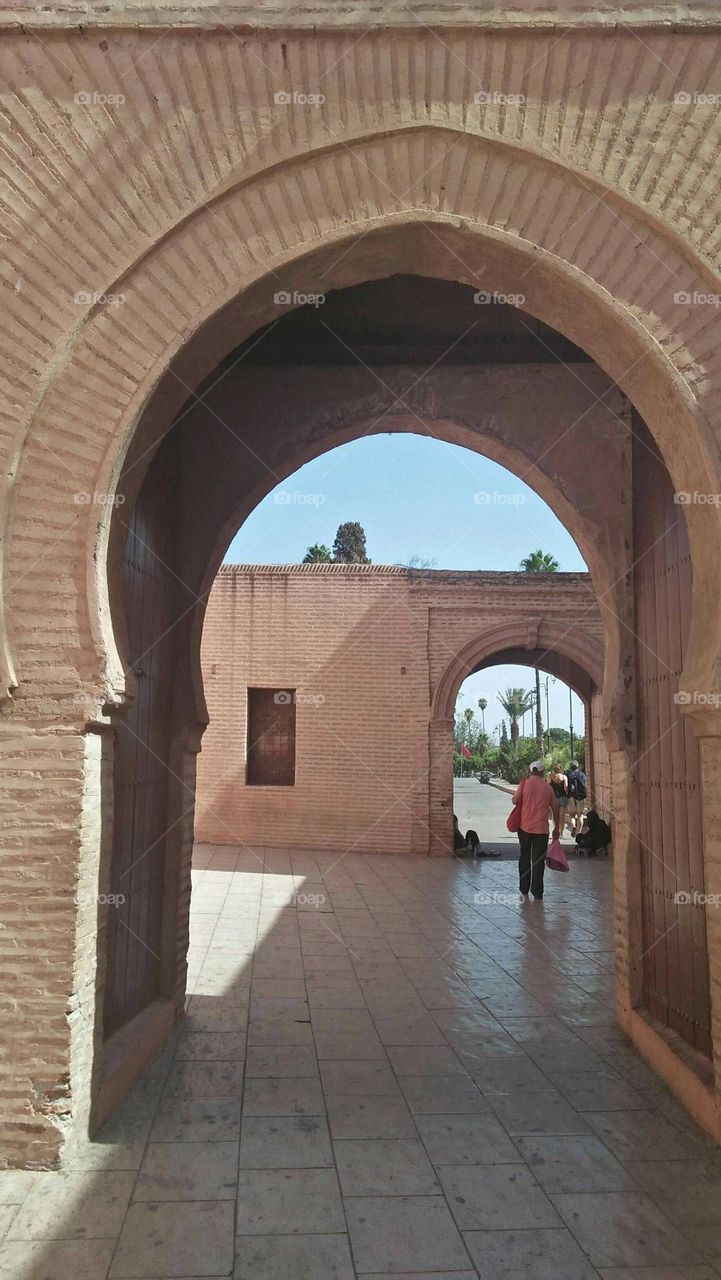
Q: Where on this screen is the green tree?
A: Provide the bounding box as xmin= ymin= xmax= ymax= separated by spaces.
xmin=302 ymin=543 xmax=333 ymax=563
xmin=497 ymin=687 xmax=535 ymax=745
xmin=520 ymin=548 xmax=560 ymax=572
xmin=500 ymin=720 xmax=509 ymax=746
xmin=478 ymin=697 xmax=487 ymax=731
xmin=333 ymin=521 xmax=371 ymax=563
xmin=547 ymin=727 xmax=572 ymax=745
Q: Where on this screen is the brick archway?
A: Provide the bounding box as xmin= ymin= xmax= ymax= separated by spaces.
xmin=4 ymin=128 xmax=721 ymax=717
xmin=432 ymin=621 xmax=605 ymax=724
xmin=428 ymin=618 xmax=609 ymax=850
xmin=5 ymin=121 xmax=721 ymax=1163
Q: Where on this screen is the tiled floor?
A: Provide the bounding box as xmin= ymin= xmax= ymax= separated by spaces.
xmin=2 ymin=845 xmax=721 ymax=1280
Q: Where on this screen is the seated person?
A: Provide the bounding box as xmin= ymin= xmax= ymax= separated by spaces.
xmin=575 ymin=809 xmax=611 ymax=856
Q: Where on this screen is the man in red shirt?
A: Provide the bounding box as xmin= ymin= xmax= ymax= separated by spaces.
xmin=511 ymin=760 xmax=560 ymax=900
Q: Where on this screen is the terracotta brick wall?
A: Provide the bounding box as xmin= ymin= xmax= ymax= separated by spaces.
xmin=196 ymin=566 xmax=430 ymax=854
xmin=196 ymin=566 xmax=602 ymax=854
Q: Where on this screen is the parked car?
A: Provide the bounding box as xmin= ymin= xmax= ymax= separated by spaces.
xmin=478 ymin=770 xmax=491 ymax=784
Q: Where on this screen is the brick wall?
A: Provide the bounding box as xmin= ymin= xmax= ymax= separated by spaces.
xmin=195 ymin=565 xmax=602 ymax=854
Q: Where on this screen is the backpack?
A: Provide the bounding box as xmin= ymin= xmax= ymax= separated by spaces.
xmin=569 ymin=769 xmax=586 ymax=801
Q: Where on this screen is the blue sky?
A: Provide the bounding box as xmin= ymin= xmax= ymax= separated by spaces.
xmin=225 ymin=434 xmax=586 ymax=734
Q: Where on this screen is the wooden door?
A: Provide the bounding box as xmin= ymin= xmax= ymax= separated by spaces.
xmin=633 ymin=417 xmax=711 ymax=1057
xmin=103 ymin=449 xmax=178 ymax=1037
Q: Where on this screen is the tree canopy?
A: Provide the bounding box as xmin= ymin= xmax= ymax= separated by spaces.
xmin=520 ymin=548 xmax=560 ymax=572
xmin=302 ymin=543 xmax=333 ymax=563
xmin=333 ymin=521 xmax=371 ymax=564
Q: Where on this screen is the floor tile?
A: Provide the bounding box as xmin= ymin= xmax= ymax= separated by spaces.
xmin=515 ymin=1134 xmax=637 ymax=1193
xmin=387 ymin=1046 xmax=467 ymax=1076
xmin=464 ymin=1226 xmax=600 ymax=1278
xmin=235 ymin=1232 xmax=355 ymax=1279
xmin=0 ymin=1239 xmax=116 ymax=1280
xmin=110 ymin=1200 xmax=235 ymax=1277
xmin=488 ymin=1090 xmax=590 ymax=1136
xmin=398 ymin=1074 xmax=489 ymax=1114
xmin=162 ymin=1060 xmax=244 ymax=1099
xmin=0 ymin=1172 xmax=35 ymax=1205
xmin=134 ymin=1141 xmax=238 ymax=1200
xmin=555 ymin=1071 xmax=648 ymax=1112
xmin=314 ymin=1031 xmax=386 ymax=1059
xmin=623 ymin=1158 xmax=721 ymax=1197
xmin=415 ymin=1113 xmax=520 ymax=1164
xmin=174 ymin=1031 xmax=247 ymax=1061
xmin=235 ymin=1167 xmax=345 ymax=1233
xmin=327 ymin=1095 xmax=417 ymax=1140
xmin=243 ymin=1076 xmax=326 ymax=1115
xmin=585 ymin=1111 xmax=705 ymax=1162
xmin=150 ymin=1099 xmax=241 ymax=1143
xmin=239 ymin=1115 xmax=333 ymax=1167
xmin=438 ymin=1162 xmax=561 ymax=1230
xmin=335 ymin=1138 xmax=440 ymax=1195
xmin=320 ymin=1059 xmax=401 ymax=1096
xmin=345 ymin=1196 xmax=470 ymax=1273
xmin=0 ymin=1207 xmax=17 ymax=1239
xmin=356 ymin=1274 xmax=477 ymax=1280
xmin=552 ymin=1191 xmax=703 ymax=1267
xmin=8 ymin=1171 xmax=134 ymax=1240
xmin=597 ymin=1268 xmax=719 ymax=1279
xmin=245 ymin=1045 xmax=318 ymax=1077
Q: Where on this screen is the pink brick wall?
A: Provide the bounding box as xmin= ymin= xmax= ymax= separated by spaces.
xmin=196 ymin=565 xmax=602 ymax=854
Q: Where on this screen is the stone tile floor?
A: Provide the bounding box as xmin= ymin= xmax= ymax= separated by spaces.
xmin=2 ymin=845 xmax=721 ymax=1279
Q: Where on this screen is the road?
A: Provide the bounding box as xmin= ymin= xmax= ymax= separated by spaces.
xmin=453 ymin=777 xmax=518 ymax=846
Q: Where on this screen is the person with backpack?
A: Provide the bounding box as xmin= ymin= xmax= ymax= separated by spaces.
xmin=565 ymin=759 xmax=587 ymax=836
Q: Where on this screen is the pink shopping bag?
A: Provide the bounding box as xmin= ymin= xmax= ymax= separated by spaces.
xmin=545 ymin=837 xmax=569 ymax=872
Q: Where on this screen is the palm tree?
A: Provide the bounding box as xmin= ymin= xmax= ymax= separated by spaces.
xmin=478 ymin=697 xmax=487 ymax=731
xmin=302 ymin=543 xmax=333 ymax=563
xmin=497 ymin=687 xmax=535 ymax=745
xmin=533 ymin=667 xmax=543 ymax=756
xmin=520 ymin=548 xmax=560 ymax=573
xmin=519 ymin=550 xmax=558 ymax=747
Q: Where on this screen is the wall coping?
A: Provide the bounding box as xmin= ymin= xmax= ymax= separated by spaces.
xmin=217 ymin=563 xmax=594 ymax=584
xmin=4 ymin=4 xmax=720 ymax=30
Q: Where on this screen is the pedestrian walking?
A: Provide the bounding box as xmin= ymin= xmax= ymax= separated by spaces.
xmin=549 ymin=762 xmax=568 ymax=834
xmin=565 ymin=759 xmax=587 ymax=836
xmin=511 ymin=760 xmax=560 ymax=901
